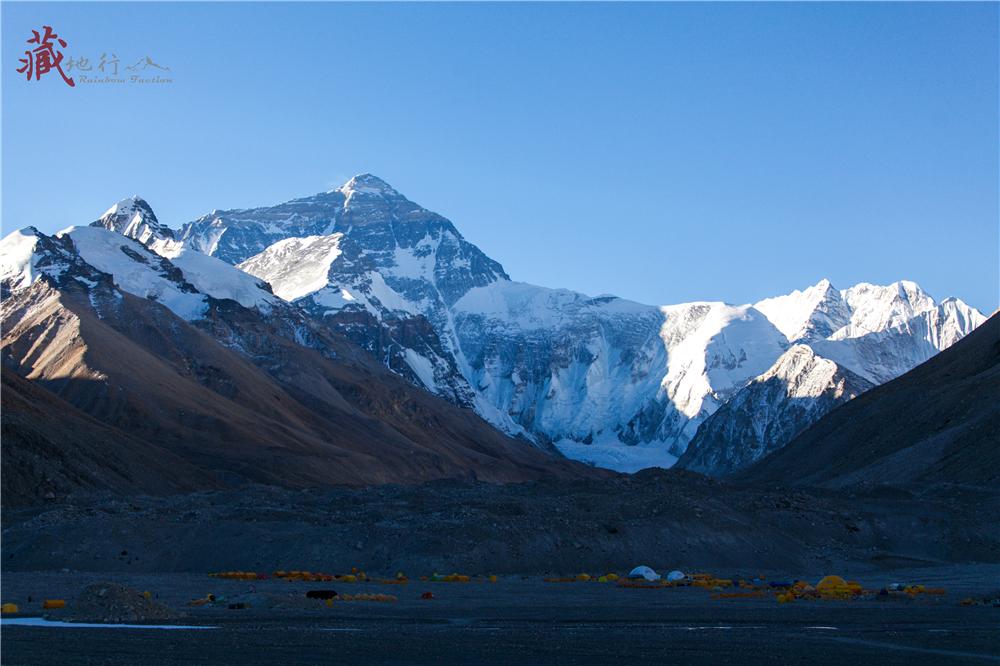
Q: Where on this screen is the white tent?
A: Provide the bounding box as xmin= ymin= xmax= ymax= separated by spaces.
xmin=627 ymin=566 xmax=660 ymax=581
xmin=666 ymin=570 xmax=685 ymax=582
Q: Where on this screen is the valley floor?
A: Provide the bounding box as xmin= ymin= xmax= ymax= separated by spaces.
xmin=2 ymin=568 xmax=999 ymax=664
xmin=3 ymin=473 xmax=999 ymax=662
xmin=4 ymin=471 xmax=999 ymax=575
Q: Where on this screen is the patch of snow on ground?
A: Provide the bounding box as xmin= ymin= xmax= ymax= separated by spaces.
xmin=1 ymin=618 xmax=216 ymax=630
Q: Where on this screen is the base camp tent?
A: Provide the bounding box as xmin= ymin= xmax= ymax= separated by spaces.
xmin=628 ymin=566 xmax=660 ymax=581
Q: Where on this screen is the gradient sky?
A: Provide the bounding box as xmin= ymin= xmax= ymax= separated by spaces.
xmin=3 ymin=2 xmax=997 ymax=312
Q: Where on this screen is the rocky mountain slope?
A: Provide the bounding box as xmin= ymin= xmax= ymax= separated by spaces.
xmin=1 ymin=367 xmax=220 ymax=507
xmin=0 ymin=225 xmax=598 ymax=503
xmin=740 ymin=311 xmax=999 ymax=488
xmin=676 ymin=345 xmax=875 ymax=476
xmin=171 ymin=175 xmax=986 ymax=472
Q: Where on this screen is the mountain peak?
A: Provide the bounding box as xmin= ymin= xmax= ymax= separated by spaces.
xmin=894 ymin=279 xmax=929 ymax=301
xmin=753 ymin=279 xmax=851 ymax=342
xmin=0 ymin=226 xmax=89 ymax=292
xmin=94 ymin=195 xmax=173 ymax=243
xmin=841 ymin=279 xmax=935 ymax=319
xmin=335 ymin=173 xmax=398 ymax=197
xmin=100 ymin=196 xmax=155 ymax=220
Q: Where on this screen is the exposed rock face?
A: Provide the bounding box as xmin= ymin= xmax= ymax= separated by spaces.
xmin=676 ymin=345 xmax=875 ymax=476
xmin=185 ymin=175 xmax=508 ymax=303
xmin=94 ymin=196 xmax=175 ymax=246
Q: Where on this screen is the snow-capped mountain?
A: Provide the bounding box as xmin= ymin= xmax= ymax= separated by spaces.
xmin=450 ymin=290 xmax=792 ymax=470
xmin=1 ymin=227 xmax=109 ymax=295
xmin=225 ymin=179 xmax=798 ymax=464
xmin=809 ymin=283 xmax=983 ymax=385
xmin=674 ymin=280 xmax=987 ymax=476
xmin=183 ymin=175 xmax=506 ymax=408
xmin=71 ymin=224 xmax=279 ymax=320
xmin=675 ymin=345 xmax=875 ymax=476
xmin=181 ymin=175 xmax=508 ymax=302
xmin=754 ymin=278 xmax=851 ymax=343
xmin=95 ymin=196 xmax=176 ymax=249
xmin=0 ymin=221 xmax=584 ymax=490
xmin=17 ymin=177 xmax=982 ymax=474
xmin=164 ymin=174 xmax=987 ymax=473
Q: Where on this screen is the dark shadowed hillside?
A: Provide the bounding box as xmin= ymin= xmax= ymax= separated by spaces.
xmin=741 ymin=312 xmax=999 ymax=488
xmin=1 ymin=368 xmax=221 ymax=507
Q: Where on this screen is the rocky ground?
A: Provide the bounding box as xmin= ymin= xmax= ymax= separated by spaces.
xmin=2 ymin=567 xmax=999 ymax=664
xmin=63 ymin=582 xmax=182 ymax=624
xmin=3 ymin=470 xmax=999 ymax=575
xmin=3 ymin=472 xmax=999 ymax=662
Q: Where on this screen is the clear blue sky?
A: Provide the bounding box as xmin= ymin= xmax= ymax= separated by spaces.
xmin=3 ymin=2 xmax=997 ymax=312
